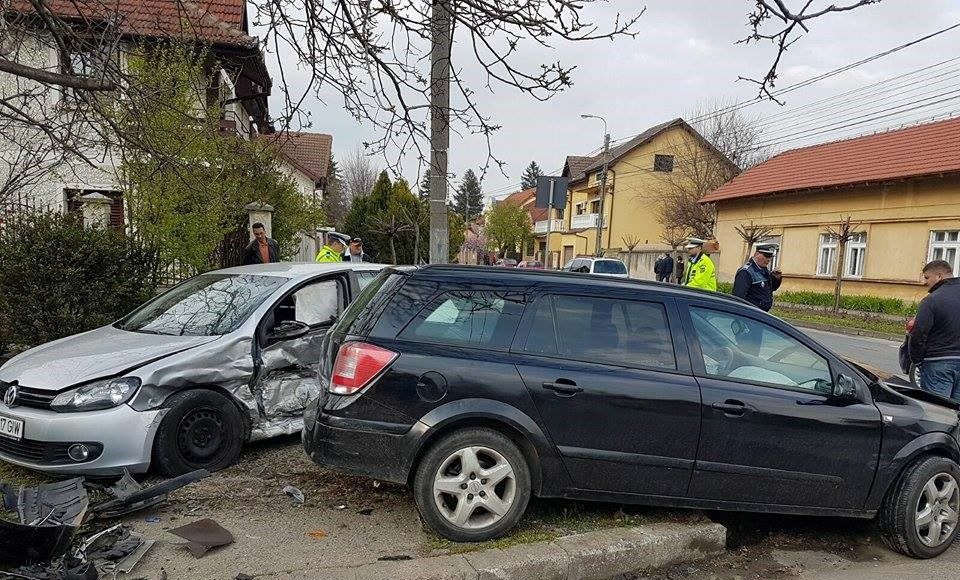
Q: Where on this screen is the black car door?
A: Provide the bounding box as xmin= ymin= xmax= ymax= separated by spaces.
xmin=680 ymin=301 xmax=882 ymax=509
xmin=514 ymin=289 xmax=702 ymax=497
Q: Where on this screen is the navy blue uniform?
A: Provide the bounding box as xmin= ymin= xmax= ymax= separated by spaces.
xmin=732 ymin=259 xmax=781 ymax=311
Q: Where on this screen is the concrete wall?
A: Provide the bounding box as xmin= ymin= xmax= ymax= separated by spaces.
xmin=713 ymin=175 xmax=960 ymax=301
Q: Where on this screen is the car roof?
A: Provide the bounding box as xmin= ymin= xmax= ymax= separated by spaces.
xmin=210 ymin=262 xmax=388 ymax=281
xmin=410 ymin=264 xmax=750 ymax=307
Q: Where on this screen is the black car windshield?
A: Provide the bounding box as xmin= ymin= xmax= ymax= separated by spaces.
xmin=117 ymin=274 xmax=287 ymax=336
xmin=594 ymin=260 xmax=627 ymax=274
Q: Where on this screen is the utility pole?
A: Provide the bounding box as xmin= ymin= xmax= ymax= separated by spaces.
xmin=595 ymin=132 xmax=610 ymax=257
xmin=429 ymin=0 xmax=452 ymax=264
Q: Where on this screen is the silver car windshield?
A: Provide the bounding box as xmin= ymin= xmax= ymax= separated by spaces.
xmin=117 ymin=274 xmax=286 ymax=336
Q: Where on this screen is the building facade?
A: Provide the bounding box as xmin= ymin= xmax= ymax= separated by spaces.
xmin=703 ymin=117 xmax=960 ymax=301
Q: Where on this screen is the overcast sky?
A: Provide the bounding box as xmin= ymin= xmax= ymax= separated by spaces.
xmin=263 ymin=0 xmax=960 ymax=204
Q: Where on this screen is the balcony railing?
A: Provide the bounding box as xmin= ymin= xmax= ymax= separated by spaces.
xmin=571 ymin=213 xmax=603 ymax=229
xmin=534 ymin=219 xmax=564 ymax=234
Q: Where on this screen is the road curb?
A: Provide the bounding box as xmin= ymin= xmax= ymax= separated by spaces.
xmin=784 ymin=319 xmax=901 ymax=342
xmin=341 ymin=521 xmax=726 ymax=580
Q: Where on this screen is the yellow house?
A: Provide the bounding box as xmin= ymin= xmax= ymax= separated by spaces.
xmin=702 ymin=117 xmax=960 ymax=302
xmin=534 ymin=118 xmax=735 ymax=268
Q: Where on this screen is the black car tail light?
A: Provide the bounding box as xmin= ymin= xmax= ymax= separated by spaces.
xmin=330 ymin=342 xmax=398 ymax=395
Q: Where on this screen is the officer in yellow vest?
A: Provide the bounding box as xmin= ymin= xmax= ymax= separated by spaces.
xmin=316 ymin=232 xmax=350 ymax=263
xmin=683 ymin=238 xmax=717 ymax=291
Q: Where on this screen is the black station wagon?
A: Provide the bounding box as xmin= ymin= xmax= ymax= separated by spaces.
xmin=303 ymin=266 xmax=960 ymax=558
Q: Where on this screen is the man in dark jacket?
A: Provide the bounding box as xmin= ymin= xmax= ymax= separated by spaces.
xmin=910 ymin=260 xmax=960 ymax=399
xmin=242 ymin=222 xmax=280 ymax=265
xmin=654 ymin=253 xmax=674 ymax=282
xmin=732 ymin=244 xmax=782 ymax=311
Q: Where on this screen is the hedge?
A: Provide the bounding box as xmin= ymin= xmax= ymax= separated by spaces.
xmin=0 ymin=212 xmax=162 ymax=352
xmin=716 ymin=281 xmax=917 ymax=316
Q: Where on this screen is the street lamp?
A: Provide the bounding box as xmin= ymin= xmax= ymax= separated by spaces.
xmin=581 ymin=114 xmax=611 ymax=257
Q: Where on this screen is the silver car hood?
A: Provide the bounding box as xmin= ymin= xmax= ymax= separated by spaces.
xmin=0 ymin=325 xmax=219 ymax=391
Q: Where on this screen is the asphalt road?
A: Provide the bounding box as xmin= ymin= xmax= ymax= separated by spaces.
xmin=799 ymin=327 xmax=904 ymax=376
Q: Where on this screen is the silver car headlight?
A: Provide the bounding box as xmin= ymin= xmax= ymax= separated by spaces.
xmin=51 ymin=377 xmax=141 ymax=412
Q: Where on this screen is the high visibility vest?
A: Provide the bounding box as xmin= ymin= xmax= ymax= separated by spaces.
xmin=316 ymin=245 xmax=343 ymax=263
xmin=684 ymin=253 xmax=717 ymax=291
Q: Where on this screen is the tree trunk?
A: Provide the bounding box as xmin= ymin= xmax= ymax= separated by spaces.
xmin=428 ymin=0 xmax=452 ymax=264
xmin=413 ymin=225 xmax=420 ymax=265
xmin=833 ymin=240 xmax=847 ymax=314
xmin=389 ymin=219 xmax=398 ymax=265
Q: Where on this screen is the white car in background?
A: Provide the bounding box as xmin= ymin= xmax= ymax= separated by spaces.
xmin=562 ymin=257 xmax=629 ymax=278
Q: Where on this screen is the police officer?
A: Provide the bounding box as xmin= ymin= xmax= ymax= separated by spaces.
xmin=683 ymin=238 xmax=717 ymax=291
xmin=732 ymin=244 xmax=782 ymax=311
xmin=316 ymin=232 xmax=350 ymax=263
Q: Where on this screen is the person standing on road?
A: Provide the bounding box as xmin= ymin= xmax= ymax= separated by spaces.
xmin=242 ymin=222 xmax=280 ymax=265
xmin=909 ymin=260 xmax=960 ymax=399
xmin=654 ymin=253 xmax=674 ymax=282
xmin=683 ymin=238 xmax=717 ymax=291
xmin=732 ymin=244 xmax=783 ymax=311
xmin=674 ymin=255 xmax=684 ymax=285
xmin=316 ymin=232 xmax=350 ymax=263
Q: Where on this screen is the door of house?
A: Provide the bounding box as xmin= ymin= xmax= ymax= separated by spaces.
xmin=563 ymin=245 xmax=574 ymax=268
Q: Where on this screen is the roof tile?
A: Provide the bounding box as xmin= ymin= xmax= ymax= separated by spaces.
xmin=265 ymin=131 xmax=333 ymax=183
xmin=702 ymin=117 xmax=960 ymax=203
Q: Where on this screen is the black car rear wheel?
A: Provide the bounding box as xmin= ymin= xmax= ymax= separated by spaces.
xmin=880 ymin=455 xmax=960 ymax=558
xmin=413 ymin=428 xmax=531 ymax=542
xmin=153 ymin=390 xmax=246 ymax=476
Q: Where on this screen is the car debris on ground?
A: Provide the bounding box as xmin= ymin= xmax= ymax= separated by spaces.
xmin=167 ymin=518 xmax=234 ymax=558
xmin=0 ymin=470 xmax=210 ymax=578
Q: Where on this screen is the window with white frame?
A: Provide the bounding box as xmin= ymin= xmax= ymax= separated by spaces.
xmin=575 ymin=202 xmax=587 ymax=216
xmin=929 ymin=230 xmax=960 ymax=273
xmin=817 ymin=233 xmax=837 ymax=276
xmin=845 ymin=232 xmax=867 ymax=278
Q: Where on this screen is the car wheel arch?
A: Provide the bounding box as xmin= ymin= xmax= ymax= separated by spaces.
xmin=868 ymin=432 xmax=960 ymax=510
xmin=139 ymin=384 xmax=253 ymax=442
xmin=408 ymin=406 xmax=550 ymax=495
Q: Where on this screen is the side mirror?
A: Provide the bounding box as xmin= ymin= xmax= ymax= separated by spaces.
xmin=833 ymin=374 xmax=859 ymax=400
xmin=268 ymin=320 xmax=310 ymax=343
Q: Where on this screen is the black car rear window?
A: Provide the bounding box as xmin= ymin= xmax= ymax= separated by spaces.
xmin=336 ymin=271 xmax=403 ymax=337
xmin=399 ymin=291 xmax=525 ymax=350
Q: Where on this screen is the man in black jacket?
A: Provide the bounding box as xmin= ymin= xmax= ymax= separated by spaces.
xmin=242 ymin=223 xmax=280 ymax=265
xmin=732 ymin=244 xmax=782 ymax=311
xmin=654 ymin=253 xmax=673 ymax=282
xmin=910 ymin=260 xmax=960 ymax=400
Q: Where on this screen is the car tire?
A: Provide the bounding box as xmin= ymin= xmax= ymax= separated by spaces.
xmin=880 ymin=455 xmax=960 ymax=558
xmin=153 ymin=390 xmax=246 ymax=476
xmin=413 ymin=427 xmax=532 ymax=542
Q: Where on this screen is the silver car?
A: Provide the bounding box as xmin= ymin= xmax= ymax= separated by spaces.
xmin=0 ymin=262 xmax=385 ymax=476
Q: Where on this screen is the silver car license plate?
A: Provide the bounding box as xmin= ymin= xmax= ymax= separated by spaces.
xmin=0 ymin=414 xmax=24 ymax=441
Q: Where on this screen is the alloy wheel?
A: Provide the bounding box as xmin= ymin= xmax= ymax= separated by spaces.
xmin=915 ymin=472 xmax=959 ymax=547
xmin=433 ymin=445 xmax=517 ymax=530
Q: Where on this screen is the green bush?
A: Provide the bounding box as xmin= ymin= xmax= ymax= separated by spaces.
xmin=0 ymin=212 xmax=161 ymax=351
xmin=716 ymin=280 xmax=917 ymax=316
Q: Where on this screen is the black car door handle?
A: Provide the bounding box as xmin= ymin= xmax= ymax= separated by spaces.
xmin=712 ymin=400 xmax=747 ymax=416
xmin=542 ymin=380 xmax=582 ymax=395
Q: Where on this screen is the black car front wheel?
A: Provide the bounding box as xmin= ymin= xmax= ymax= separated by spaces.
xmin=881 ymin=455 xmax=960 ymax=558
xmin=153 ymin=390 xmax=246 ymax=476
xmin=413 ymin=428 xmax=531 ymax=542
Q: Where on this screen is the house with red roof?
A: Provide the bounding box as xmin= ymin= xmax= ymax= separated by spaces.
xmin=703 ymin=117 xmax=960 ymax=300
xmin=1 ymin=1 xmax=332 ymax=222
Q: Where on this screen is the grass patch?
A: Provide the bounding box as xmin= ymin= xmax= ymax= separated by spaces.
xmin=772 ymin=307 xmax=904 ymax=337
xmin=0 ymin=460 xmax=51 ymax=487
xmin=423 ymin=498 xmax=695 ymax=556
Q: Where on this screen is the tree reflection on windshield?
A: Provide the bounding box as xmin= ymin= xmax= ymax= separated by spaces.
xmin=118 ymin=274 xmax=286 ymax=336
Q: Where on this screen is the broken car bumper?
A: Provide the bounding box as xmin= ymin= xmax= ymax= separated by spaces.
xmin=0 ymin=402 xmax=164 ymax=475
xmin=303 ymin=410 xmax=411 ymax=484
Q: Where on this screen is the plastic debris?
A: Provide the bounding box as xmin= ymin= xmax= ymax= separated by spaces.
xmin=89 ymin=469 xmax=209 ymax=519
xmin=378 ymin=555 xmax=413 ymax=561
xmin=235 ymin=574 xmax=254 ymax=580
xmin=333 ymin=504 xmax=347 ymax=510
xmin=145 ymin=515 xmax=162 ymax=524
xmin=168 ymin=519 xmax=235 ymax=558
xmin=307 ymin=530 xmax=328 ymax=540
xmin=281 ymin=485 xmax=305 ymax=505
xmin=357 ymin=508 xmax=374 ymax=516
xmin=0 ymin=478 xmax=89 ymax=566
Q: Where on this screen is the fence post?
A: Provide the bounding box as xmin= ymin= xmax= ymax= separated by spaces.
xmin=79 ymin=193 xmax=113 ymax=229
xmin=245 ymin=203 xmax=275 ymax=240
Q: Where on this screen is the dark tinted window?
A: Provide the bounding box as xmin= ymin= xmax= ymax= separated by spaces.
xmin=593 ymin=260 xmax=627 ymax=275
xmin=337 ymin=271 xmax=403 ymax=337
xmin=524 ymin=295 xmax=676 ymax=369
xmin=400 ymin=291 xmax=525 ymax=349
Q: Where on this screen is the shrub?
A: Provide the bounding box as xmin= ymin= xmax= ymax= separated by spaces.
xmin=0 ymin=212 xmax=161 ymax=351
xmin=716 ymin=281 xmax=917 ymax=315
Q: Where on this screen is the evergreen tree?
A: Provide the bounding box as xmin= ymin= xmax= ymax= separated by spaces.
xmin=343 ymin=170 xmax=393 ymax=261
xmin=418 ymin=168 xmax=432 ymax=200
xmin=452 ymin=169 xmax=483 ymax=222
xmin=520 ymin=161 xmax=543 ymax=189
xmin=322 ymin=153 xmax=349 ymax=228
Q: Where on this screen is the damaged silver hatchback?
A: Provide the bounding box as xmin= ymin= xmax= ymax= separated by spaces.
xmin=0 ymin=262 xmax=385 ymax=476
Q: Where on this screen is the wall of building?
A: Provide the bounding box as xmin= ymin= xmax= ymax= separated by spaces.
xmin=555 ymin=126 xmax=720 ymax=259
xmin=713 ymin=175 xmax=960 ymax=301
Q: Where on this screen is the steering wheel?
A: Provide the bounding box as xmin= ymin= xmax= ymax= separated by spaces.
xmin=711 ymin=346 xmax=736 ymax=374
